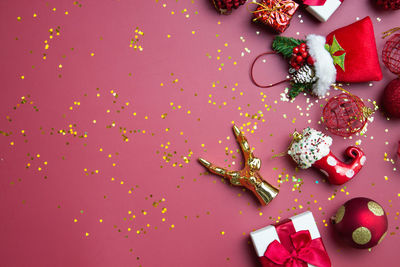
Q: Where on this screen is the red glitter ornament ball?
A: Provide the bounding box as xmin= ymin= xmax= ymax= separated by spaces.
xmin=382 ymin=33 xmax=400 ymax=74
xmin=322 ymin=93 xmax=368 ymax=137
xmin=383 ymin=78 xmax=400 ymax=118
xmin=375 ymin=0 xmax=400 ymax=10
xmin=212 ymin=0 xmax=246 ymax=14
xmin=331 ymin=197 xmax=388 ymax=249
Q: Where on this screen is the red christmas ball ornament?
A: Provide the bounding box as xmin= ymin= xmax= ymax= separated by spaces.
xmin=382 ymin=33 xmax=400 ymax=75
xmin=212 ymin=0 xmax=246 ymax=14
xmin=331 ymin=197 xmax=388 ymax=249
xmin=382 ymin=78 xmax=400 ymax=118
xmin=381 ymin=31 xmax=400 ymax=118
xmin=323 ymin=92 xmax=371 ymax=137
xmin=375 ymin=0 xmax=400 ymax=10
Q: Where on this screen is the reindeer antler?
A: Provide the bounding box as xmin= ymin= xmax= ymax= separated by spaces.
xmin=199 ymin=125 xmax=279 ymax=206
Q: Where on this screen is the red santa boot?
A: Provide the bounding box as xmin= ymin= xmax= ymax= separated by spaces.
xmin=288 ymin=128 xmax=366 ymax=185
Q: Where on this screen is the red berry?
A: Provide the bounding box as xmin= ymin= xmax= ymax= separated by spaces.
xmin=300 ymin=43 xmax=306 ymax=48
xmin=295 ymin=66 xmax=300 ymax=71
xmin=307 ymin=56 xmax=315 ymax=65
xmin=299 ymin=46 xmax=306 ymax=53
xmin=296 ymin=56 xmax=303 ymax=63
xmin=302 ymin=52 xmax=308 ymax=58
xmin=293 ymin=47 xmax=299 ymax=54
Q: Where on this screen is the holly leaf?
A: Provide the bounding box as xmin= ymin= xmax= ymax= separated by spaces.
xmin=272 ymin=36 xmax=305 ymax=59
xmin=330 ymin=35 xmax=344 ymax=55
xmin=333 ymin=53 xmax=345 ymax=71
xmin=325 ymin=35 xmax=346 ymax=71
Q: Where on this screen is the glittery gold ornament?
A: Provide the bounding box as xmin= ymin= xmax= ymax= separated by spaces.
xmin=198 ymin=125 xmax=279 ymax=206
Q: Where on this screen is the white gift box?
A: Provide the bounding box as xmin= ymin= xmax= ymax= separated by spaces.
xmin=306 ymin=0 xmax=342 ymax=22
xmin=250 ymin=211 xmax=322 ymax=267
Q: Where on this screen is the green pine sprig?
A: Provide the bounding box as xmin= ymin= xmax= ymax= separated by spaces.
xmin=272 ymin=36 xmax=305 ymax=59
xmin=288 ymin=82 xmax=313 ymax=99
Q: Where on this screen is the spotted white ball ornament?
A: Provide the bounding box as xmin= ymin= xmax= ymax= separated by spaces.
xmin=331 ymin=197 xmax=388 ymax=249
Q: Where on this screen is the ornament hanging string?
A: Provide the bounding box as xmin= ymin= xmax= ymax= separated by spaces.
xmin=382 ymin=27 xmax=400 ymax=39
xmin=250 ymin=52 xmax=290 ymax=88
xmin=333 ymin=85 xmax=378 ymax=117
xmin=271 ymin=130 xmax=303 ymax=159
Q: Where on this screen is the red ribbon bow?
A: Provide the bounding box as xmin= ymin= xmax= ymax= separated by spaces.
xmin=264 ymin=230 xmax=331 ymax=267
xmin=302 ymin=0 xmax=327 ymax=5
xmin=302 ymin=0 xmax=343 ymax=6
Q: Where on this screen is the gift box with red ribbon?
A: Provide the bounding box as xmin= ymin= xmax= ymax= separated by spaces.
xmin=252 ymin=0 xmax=299 ymax=33
xmin=304 ymin=0 xmax=343 ymax=22
xmin=250 ymin=211 xmax=332 ymax=267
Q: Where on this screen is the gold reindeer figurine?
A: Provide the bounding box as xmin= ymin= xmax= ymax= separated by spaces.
xmin=198 ymin=125 xmax=279 ymax=206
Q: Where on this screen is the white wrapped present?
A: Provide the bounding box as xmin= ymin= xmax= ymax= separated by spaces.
xmin=306 ymin=0 xmax=343 ymax=22
xmin=250 ymin=211 xmax=331 ymax=267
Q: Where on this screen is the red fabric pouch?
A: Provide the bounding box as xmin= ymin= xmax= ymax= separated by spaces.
xmin=326 ymin=17 xmax=383 ymax=82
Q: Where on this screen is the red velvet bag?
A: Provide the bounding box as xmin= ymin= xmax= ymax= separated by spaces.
xmin=253 ymin=17 xmax=383 ymax=98
xmin=326 ymin=17 xmax=383 ymax=82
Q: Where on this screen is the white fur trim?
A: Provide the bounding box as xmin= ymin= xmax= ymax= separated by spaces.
xmin=306 ymin=34 xmax=337 ymax=97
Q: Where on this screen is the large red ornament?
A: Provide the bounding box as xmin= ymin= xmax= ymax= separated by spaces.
xmin=381 ymin=31 xmax=400 ymax=118
xmin=375 ymin=0 xmax=400 ymax=10
xmin=382 ymin=32 xmax=400 ymax=75
xmin=331 ymin=197 xmax=388 ymax=249
xmin=212 ymin=0 xmax=247 ymax=14
xmin=382 ymin=78 xmax=400 ymax=118
xmin=323 ymin=92 xmax=372 ymax=137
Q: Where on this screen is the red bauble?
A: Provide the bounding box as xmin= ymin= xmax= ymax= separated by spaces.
xmin=331 ymin=197 xmax=388 ymax=249
xmin=382 ymin=78 xmax=400 ymax=118
xmin=375 ymin=0 xmax=400 ymax=10
xmin=212 ymin=0 xmax=246 ymax=14
xmin=382 ymin=33 xmax=400 ymax=75
xmin=323 ymin=93 xmax=368 ymax=137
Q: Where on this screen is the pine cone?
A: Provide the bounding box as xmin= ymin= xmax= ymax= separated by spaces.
xmin=290 ymin=65 xmax=317 ymax=84
xmin=375 ymin=0 xmax=400 ymax=10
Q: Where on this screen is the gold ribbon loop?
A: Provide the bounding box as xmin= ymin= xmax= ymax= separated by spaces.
xmin=271 ymin=130 xmax=302 ymax=159
xmin=333 ymin=85 xmax=378 ymax=117
xmin=382 ymin=27 xmax=400 ymax=39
